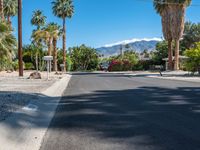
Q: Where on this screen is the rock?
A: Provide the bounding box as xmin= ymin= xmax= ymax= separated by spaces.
xmin=6 ymin=70 xmax=13 ymax=73
xmin=55 ymin=72 xmax=62 ymax=75
xmin=29 ymin=72 xmax=42 ymax=79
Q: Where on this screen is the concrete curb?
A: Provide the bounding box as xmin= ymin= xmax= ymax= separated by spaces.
xmin=0 ymin=74 xmax=71 ymax=150
xmin=148 ymin=75 xmax=200 ymax=83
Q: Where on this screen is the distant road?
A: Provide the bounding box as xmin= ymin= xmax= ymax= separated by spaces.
xmin=40 ymin=73 xmax=200 ymax=150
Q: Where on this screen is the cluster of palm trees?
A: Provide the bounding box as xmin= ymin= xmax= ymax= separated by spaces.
xmin=0 ymin=0 xmax=74 ymax=75
xmin=154 ymin=0 xmax=191 ymax=70
xmin=31 ymin=0 xmax=74 ymax=72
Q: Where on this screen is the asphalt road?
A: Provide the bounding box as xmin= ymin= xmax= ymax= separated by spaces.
xmin=40 ymin=73 xmax=200 ymax=150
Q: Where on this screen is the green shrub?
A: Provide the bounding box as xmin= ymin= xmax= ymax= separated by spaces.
xmin=12 ymin=60 xmax=25 ymax=71
xmin=184 ymin=42 xmax=200 ymax=74
xmin=12 ymin=60 xmax=19 ymax=71
xmin=25 ymin=63 xmax=34 ymax=70
xmin=66 ymin=56 xmax=72 ymax=71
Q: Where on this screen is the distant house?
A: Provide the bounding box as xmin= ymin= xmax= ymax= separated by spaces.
xmin=162 ymin=56 xmax=188 ymax=70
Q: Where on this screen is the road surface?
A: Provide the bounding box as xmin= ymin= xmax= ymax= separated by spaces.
xmin=40 ymin=73 xmax=200 ymax=150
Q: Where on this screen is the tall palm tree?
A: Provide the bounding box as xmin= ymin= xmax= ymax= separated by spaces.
xmin=52 ymin=0 xmax=74 ymax=72
xmin=168 ymin=0 xmax=191 ymax=70
xmin=18 ymin=0 xmax=23 ymax=76
xmin=31 ymin=10 xmax=46 ymax=30
xmin=49 ymin=22 xmax=62 ymax=71
xmin=4 ymin=0 xmax=17 ymax=27
xmin=153 ymin=0 xmax=173 ymax=70
xmin=0 ymin=0 xmax=4 ymax=21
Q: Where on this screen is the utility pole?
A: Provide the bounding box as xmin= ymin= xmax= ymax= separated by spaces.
xmin=120 ymin=45 xmax=124 ymax=59
xmin=18 ymin=0 xmax=23 ymax=76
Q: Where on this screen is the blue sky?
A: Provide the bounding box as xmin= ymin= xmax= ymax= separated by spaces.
xmin=12 ymin=0 xmax=200 ymax=48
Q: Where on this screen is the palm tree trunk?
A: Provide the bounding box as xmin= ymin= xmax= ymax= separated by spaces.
xmin=0 ymin=0 xmax=4 ymax=21
xmin=174 ymin=39 xmax=180 ymax=70
xmin=168 ymin=39 xmax=173 ymax=70
xmin=47 ymin=39 xmax=52 ymax=56
xmin=53 ymin=38 xmax=58 ymax=72
xmin=63 ymin=18 xmax=66 ymax=72
xmin=7 ymin=16 xmax=12 ymax=28
xmin=35 ymin=53 xmax=38 ymax=72
xmin=18 ymin=0 xmax=23 ymax=76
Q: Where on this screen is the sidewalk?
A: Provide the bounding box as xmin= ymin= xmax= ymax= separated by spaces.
xmin=0 ymin=73 xmax=71 ymax=150
xmin=126 ymin=71 xmax=200 ymax=83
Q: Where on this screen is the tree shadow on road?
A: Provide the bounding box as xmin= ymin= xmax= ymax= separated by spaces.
xmin=1 ymin=84 xmax=200 ymax=150
xmin=47 ymin=86 xmax=200 ymax=150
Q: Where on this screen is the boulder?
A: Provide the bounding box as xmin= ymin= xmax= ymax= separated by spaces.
xmin=29 ymin=72 xmax=42 ymax=79
xmin=55 ymin=72 xmax=62 ymax=75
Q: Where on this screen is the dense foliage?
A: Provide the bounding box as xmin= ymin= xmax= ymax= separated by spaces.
xmin=70 ymin=45 xmax=99 ymax=71
xmin=181 ymin=22 xmax=200 ymax=51
xmin=152 ymin=41 xmax=169 ymax=65
xmin=0 ymin=22 xmax=16 ymax=71
xmin=106 ymin=51 xmax=138 ymax=72
xmin=184 ymin=42 xmax=200 ymax=74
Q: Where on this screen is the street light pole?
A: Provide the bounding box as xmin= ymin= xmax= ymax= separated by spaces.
xmin=18 ymin=0 xmax=23 ymax=76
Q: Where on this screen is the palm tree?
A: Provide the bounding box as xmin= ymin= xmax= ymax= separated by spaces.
xmin=168 ymin=0 xmax=191 ymax=70
xmin=32 ymin=29 xmax=51 ymax=55
xmin=52 ymin=0 xmax=74 ymax=72
xmin=31 ymin=10 xmax=46 ymax=30
xmin=0 ymin=22 xmax=16 ymax=60
xmin=4 ymin=0 xmax=17 ymax=27
xmin=153 ymin=0 xmax=173 ymax=70
xmin=0 ymin=0 xmax=4 ymax=21
xmin=18 ymin=0 xmax=23 ymax=76
xmin=32 ymin=24 xmax=59 ymax=57
xmin=48 ymin=23 xmax=62 ymax=71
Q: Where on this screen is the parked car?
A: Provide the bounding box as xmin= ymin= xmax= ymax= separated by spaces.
xmin=100 ymin=62 xmax=109 ymax=71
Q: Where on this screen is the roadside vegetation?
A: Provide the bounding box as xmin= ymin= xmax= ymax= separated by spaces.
xmin=0 ymin=0 xmax=199 ymax=74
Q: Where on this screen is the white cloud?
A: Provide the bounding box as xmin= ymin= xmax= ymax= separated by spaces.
xmin=103 ymin=37 xmax=162 ymax=48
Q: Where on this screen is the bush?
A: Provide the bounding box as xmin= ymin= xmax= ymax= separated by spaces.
xmin=108 ymin=60 xmax=132 ymax=72
xmin=108 ymin=60 xmax=123 ymax=72
xmin=122 ymin=60 xmax=132 ymax=71
xmin=12 ymin=60 xmax=25 ymax=71
xmin=66 ymin=56 xmax=72 ymax=71
xmin=0 ymin=57 xmax=12 ymax=71
xmin=25 ymin=63 xmax=34 ymax=70
xmin=184 ymin=42 xmax=200 ymax=74
xmin=12 ymin=60 xmax=19 ymax=71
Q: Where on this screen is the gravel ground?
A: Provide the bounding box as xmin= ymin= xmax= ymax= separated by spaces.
xmin=0 ymin=71 xmax=65 ymax=121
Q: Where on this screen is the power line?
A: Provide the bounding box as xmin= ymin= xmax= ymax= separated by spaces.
xmin=136 ymin=0 xmax=200 ymax=7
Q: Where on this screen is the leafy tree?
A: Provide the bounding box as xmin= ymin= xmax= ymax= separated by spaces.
xmin=184 ymin=42 xmax=200 ymax=74
xmin=181 ymin=22 xmax=200 ymax=51
xmin=52 ymin=0 xmax=74 ymax=72
xmin=123 ymin=51 xmax=138 ymax=66
xmin=23 ymin=44 xmax=45 ymax=71
xmin=152 ymin=41 xmax=169 ymax=65
xmin=70 ymin=45 xmax=99 ymax=71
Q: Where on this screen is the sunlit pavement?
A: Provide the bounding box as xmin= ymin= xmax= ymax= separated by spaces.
xmin=40 ymin=72 xmax=200 ymax=150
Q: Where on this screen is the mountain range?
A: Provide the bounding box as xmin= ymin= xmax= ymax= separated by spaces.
xmin=96 ymin=38 xmax=162 ymax=57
